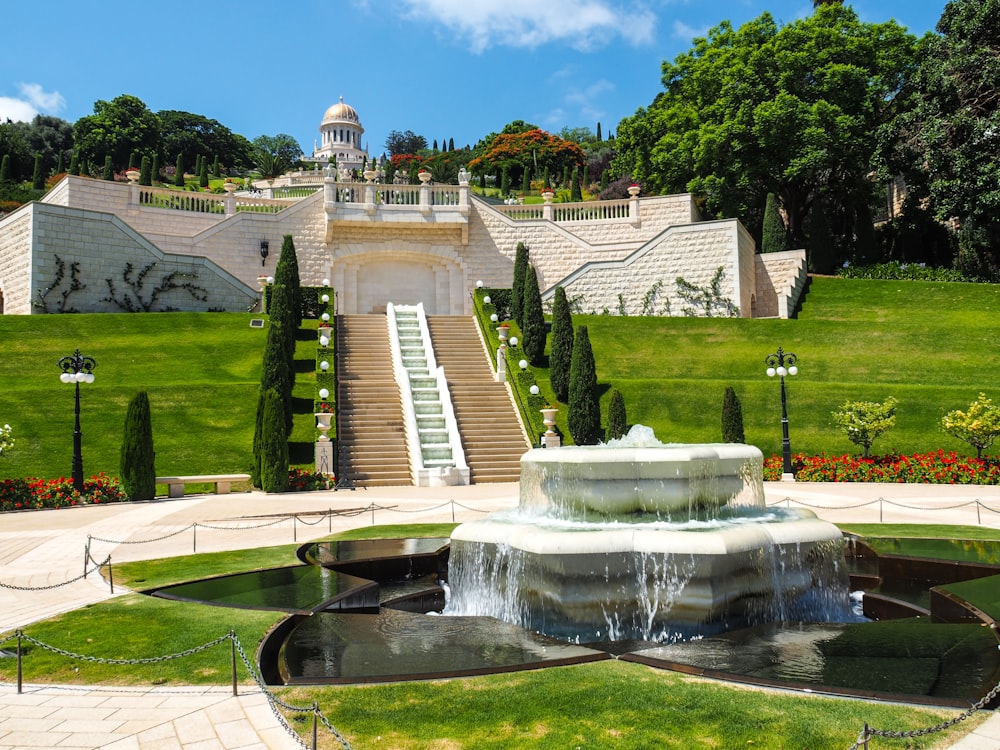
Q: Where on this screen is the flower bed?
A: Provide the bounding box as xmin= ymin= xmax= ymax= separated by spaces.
xmin=764 ymin=450 xmax=1000 ymax=484
xmin=0 ymin=473 xmax=127 ymax=512
xmin=288 ymin=468 xmax=332 ymax=491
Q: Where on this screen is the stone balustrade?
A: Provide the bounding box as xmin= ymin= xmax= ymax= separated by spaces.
xmin=131 ymin=184 xmax=289 ymax=216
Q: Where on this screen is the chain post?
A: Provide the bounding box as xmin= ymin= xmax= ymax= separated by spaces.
xmin=16 ymin=630 xmax=23 ymax=694
xmin=328 ymin=508 xmax=332 ymax=534
xmin=231 ymin=631 xmax=238 ymax=696
xmin=312 ymin=702 xmax=319 ymax=750
xmin=879 ymin=499 xmax=883 ymax=523
xmin=977 ymin=500 xmax=982 ymax=525
xmin=370 ymin=503 xmax=375 ymax=525
xmin=293 ymin=514 xmax=297 ymax=542
xmin=451 ymin=500 xmax=455 ymax=523
xmin=193 ymin=523 xmax=197 ymax=554
xmin=107 ymin=557 xmax=114 ymax=594
xmin=83 ymin=536 xmax=91 ymax=579
xmin=862 ymin=722 xmax=869 ymax=749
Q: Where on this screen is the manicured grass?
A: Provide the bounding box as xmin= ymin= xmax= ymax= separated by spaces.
xmin=941 ymin=575 xmax=1000 ymax=620
xmin=576 ymin=276 xmax=1000 ymax=455
xmin=837 ymin=524 xmax=1000 ymax=542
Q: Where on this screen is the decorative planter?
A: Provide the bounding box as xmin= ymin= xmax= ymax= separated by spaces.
xmin=541 ymin=191 xmax=555 ymax=203
xmin=223 ymin=181 xmax=238 ymax=193
xmin=315 ymin=412 xmax=333 ymax=441
xmin=418 ymin=171 xmax=432 ymax=183
xmin=363 ymin=169 xmax=377 ymax=182
xmin=627 ymin=185 xmax=641 ymax=197
xmin=125 ymin=170 xmax=140 ymax=183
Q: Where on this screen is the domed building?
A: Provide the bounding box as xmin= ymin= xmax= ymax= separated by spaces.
xmin=309 ymin=96 xmax=369 ymax=171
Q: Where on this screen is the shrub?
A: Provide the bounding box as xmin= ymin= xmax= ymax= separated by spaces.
xmin=721 ymin=386 xmax=745 ymax=443
xmin=831 ymin=397 xmax=898 ymax=458
xmin=549 ymin=286 xmax=574 ymax=402
xmin=761 ymin=192 xmax=787 ymax=254
xmin=941 ymin=393 xmax=1000 ymax=459
xmin=174 ymin=154 xmax=185 ymax=187
xmin=837 ymin=261 xmax=968 ymax=282
xmin=568 ymin=325 xmax=601 ymax=445
xmin=521 ymin=263 xmax=546 ymax=366
xmin=120 ymin=391 xmax=156 ymax=501
xmin=607 ymin=389 xmax=627 ymax=440
xmin=288 ymin=467 xmax=330 ymax=491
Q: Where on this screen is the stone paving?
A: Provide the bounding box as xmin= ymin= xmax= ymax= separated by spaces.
xmin=0 ymin=482 xmax=998 ymax=749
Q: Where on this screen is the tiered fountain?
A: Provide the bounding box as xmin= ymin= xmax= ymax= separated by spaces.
xmin=446 ymin=426 xmax=850 ymax=642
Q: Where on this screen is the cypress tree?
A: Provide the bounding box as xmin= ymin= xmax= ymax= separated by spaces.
xmin=274 ymin=234 xmax=303 ymax=328
xmin=600 ymin=170 xmax=608 ymax=192
xmin=212 ymin=156 xmax=221 ymax=178
xmin=199 ymin=158 xmax=209 ymax=188
xmin=522 ymin=263 xmax=546 ymax=366
xmin=258 ymin=388 xmax=289 ymax=492
xmin=596 ymin=122 xmax=602 ymax=141
xmin=151 ymin=153 xmax=160 ymax=183
xmin=174 ymin=154 xmax=185 ymax=187
xmin=251 ymin=389 xmax=265 ymax=487
xmin=607 ymin=388 xmax=627 ymax=440
xmin=266 ymin=281 xmax=296 ymax=435
xmin=761 ymin=192 xmax=788 ymax=254
xmin=582 ymin=165 xmax=589 ymax=190
xmin=68 ymin=152 xmax=78 ymax=176
xmin=562 ymin=166 xmax=570 ymax=189
xmin=721 ymin=386 xmax=745 ymax=443
xmin=542 ymin=167 xmax=551 ymax=190
xmin=549 ymin=286 xmax=574 ymax=402
xmin=570 ymin=167 xmax=582 ymax=201
xmin=139 ymin=155 xmax=152 ymax=186
xmin=129 ymin=152 xmax=139 ymax=170
xmin=511 ymin=241 xmax=529 ymax=326
xmin=807 ymin=199 xmax=836 ymax=274
xmin=80 ymin=156 xmax=88 ymax=176
xmin=448 ymin=137 xmax=455 ymax=151
xmin=568 ymin=325 xmax=601 ymax=445
xmin=103 ymin=155 xmax=114 ymax=181
xmin=120 ymin=391 xmax=156 ymax=501
xmin=31 ymin=153 xmax=44 ymax=190
xmin=0 ymin=154 xmax=8 ymax=183
xmin=521 ymin=169 xmax=530 ymax=195
xmin=55 ymin=151 xmax=64 ymax=174
xmin=500 ymin=166 xmax=510 ymax=197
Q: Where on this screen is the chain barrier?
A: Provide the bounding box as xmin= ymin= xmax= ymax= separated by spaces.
xmin=847 ymin=679 xmax=1000 ymax=749
xmin=2 ymin=629 xmax=352 ymax=750
xmin=88 ymin=525 xmax=197 ymax=546
xmin=771 ymin=496 xmax=1000 ymax=522
xmin=0 ymin=554 xmax=109 ymax=592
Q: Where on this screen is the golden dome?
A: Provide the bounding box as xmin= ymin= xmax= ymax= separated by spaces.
xmin=323 ymin=97 xmax=360 ymax=124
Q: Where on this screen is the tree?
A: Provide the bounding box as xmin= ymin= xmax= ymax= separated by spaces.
xmin=571 ymin=167 xmax=582 ymax=201
xmin=510 ymin=242 xmax=529 ymax=326
xmin=174 ymin=154 xmax=185 ymax=187
xmin=72 ymin=94 xmax=162 ymax=173
xmin=761 ymin=192 xmax=788 ymax=253
xmin=941 ymin=393 xmax=1000 ymax=458
xmin=549 ymin=286 xmax=574 ymax=402
xmin=385 ymin=129 xmax=428 ymax=157
xmin=521 ymin=263 xmax=546 ymax=366
xmin=877 ymin=0 xmax=1000 ymax=272
xmin=568 ymin=325 xmax=601 ymax=445
xmin=257 ymin=388 xmax=289 ymax=492
xmin=252 ymin=134 xmax=302 ymax=178
xmin=468 ymin=128 xmax=585 ymax=191
xmin=273 ymin=234 xmax=303 ymax=390
xmin=0 ymin=155 xmax=8 ymax=183
xmin=139 ymin=155 xmax=151 ymax=186
xmin=158 ymin=110 xmax=251 ymax=173
xmin=612 ymin=5 xmax=916 ymax=253
xmin=721 ymin=387 xmax=745 ymax=443
xmin=0 ymin=121 xmax=32 ymax=181
xmin=31 ymin=153 xmax=43 ymax=190
xmin=198 ymin=157 xmax=209 ymax=188
xmin=260 ymin=307 xmax=293 ymax=437
xmin=607 ymin=389 xmax=628 ymax=440
xmin=68 ymin=152 xmax=78 ymax=177
xmin=102 ymin=155 xmax=113 ymax=181
xmin=807 ymin=198 xmax=836 ymax=273
xmin=120 ymin=391 xmax=155 ymax=501
xmin=16 ymin=115 xmax=74 ymax=178
xmin=832 ymin=397 xmax=898 ymax=458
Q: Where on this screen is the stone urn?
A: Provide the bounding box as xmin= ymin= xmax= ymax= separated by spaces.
xmin=315 ymin=412 xmax=333 ymax=441
xmin=223 ymin=181 xmax=238 ymax=193
xmin=125 ymin=169 xmax=140 ymax=183
xmin=627 ymin=184 xmax=641 ymax=197
xmin=541 ymin=190 xmax=555 ymax=203
xmin=541 ymin=407 xmax=561 ymax=448
xmin=418 ymin=171 xmax=432 ymax=183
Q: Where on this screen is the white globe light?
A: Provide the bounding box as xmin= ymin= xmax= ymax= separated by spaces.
xmin=519 ymin=359 xmax=528 ymax=370
xmin=766 ymin=367 xmax=776 ymax=377
xmin=60 ymin=372 xmax=72 ymax=384
xmin=318 ymin=388 xmax=330 ymax=400
xmin=788 ymin=365 xmax=798 ymax=376
xmin=320 ymin=360 xmax=330 ymax=371
xmin=483 ymin=295 xmax=491 ymax=304
xmin=321 ymin=294 xmax=330 ymax=303
xmin=85 ymin=373 xmax=95 ymax=384
xmin=530 ymin=385 xmax=540 ymax=395
xmin=75 ymin=372 xmax=87 ymax=383
xmin=322 ymin=278 xmax=330 ymax=286
xmin=319 ymin=336 xmax=330 ymax=347
xmin=777 ymin=366 xmax=787 ymax=377
xmin=509 ymin=336 xmax=518 ymax=346
xmin=321 ymin=312 xmax=330 ymax=322
xmin=490 ymin=313 xmax=498 ymax=322
xmin=476 ymin=280 xmax=483 ymax=288
xmin=267 ymin=276 xmax=274 ymax=283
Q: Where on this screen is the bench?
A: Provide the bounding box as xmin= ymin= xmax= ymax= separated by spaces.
xmin=156 ymin=474 xmax=252 ymax=498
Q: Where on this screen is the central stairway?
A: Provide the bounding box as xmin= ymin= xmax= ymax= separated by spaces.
xmin=335 ymin=314 xmax=528 ymax=486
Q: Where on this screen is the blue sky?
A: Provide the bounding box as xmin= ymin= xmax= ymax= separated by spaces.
xmin=3 ymin=1 xmax=946 ymax=158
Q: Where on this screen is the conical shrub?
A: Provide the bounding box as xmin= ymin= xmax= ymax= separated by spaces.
xmin=120 ymin=391 xmax=155 ymax=501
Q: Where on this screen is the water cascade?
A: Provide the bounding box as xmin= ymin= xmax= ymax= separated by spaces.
xmin=446 ymin=426 xmax=850 ymax=642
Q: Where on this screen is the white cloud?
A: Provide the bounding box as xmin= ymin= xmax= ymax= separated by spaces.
xmin=672 ymin=19 xmax=709 ymax=41
xmin=0 ymin=83 xmax=65 ymax=122
xmin=564 ymin=78 xmax=615 ymax=123
xmin=395 ymin=0 xmax=657 ymax=52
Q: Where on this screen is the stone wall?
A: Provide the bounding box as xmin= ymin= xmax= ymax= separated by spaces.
xmin=0 ymin=209 xmax=33 ymax=314
xmin=755 ymin=250 xmax=808 ymax=318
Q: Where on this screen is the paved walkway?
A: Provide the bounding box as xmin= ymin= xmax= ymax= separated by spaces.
xmin=0 ymin=482 xmax=998 ymax=749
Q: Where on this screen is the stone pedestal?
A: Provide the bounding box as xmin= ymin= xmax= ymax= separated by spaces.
xmin=315 ymin=439 xmax=334 ymax=476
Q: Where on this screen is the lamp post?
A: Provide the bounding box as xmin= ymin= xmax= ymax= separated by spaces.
xmin=765 ymin=346 xmax=797 ymax=479
xmin=58 ymin=349 xmax=96 ymax=492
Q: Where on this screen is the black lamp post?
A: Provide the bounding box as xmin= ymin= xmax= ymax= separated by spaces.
xmin=765 ymin=347 xmax=798 ymax=478
xmin=58 ymin=349 xmax=96 ymax=492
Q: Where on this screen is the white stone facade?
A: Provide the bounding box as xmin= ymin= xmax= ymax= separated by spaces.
xmin=0 ymin=175 xmax=807 ymax=318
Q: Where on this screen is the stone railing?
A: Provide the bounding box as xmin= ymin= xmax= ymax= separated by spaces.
xmin=494 ymin=197 xmax=635 ymax=224
xmin=131 ymin=185 xmax=289 ymax=215
xmin=328 ymin=182 xmax=465 ymax=207
xmin=269 ymin=185 xmax=322 ymax=199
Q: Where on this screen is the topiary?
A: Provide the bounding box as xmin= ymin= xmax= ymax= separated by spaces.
xmin=174 ymin=154 xmax=185 ymax=187
xmin=120 ymin=391 xmax=156 ymax=501
xmin=258 ymin=388 xmax=289 ymax=492
xmin=607 ymin=388 xmax=627 ymax=440
xmin=568 ymin=325 xmax=601 ymax=445
xmin=761 ymin=192 xmax=788 ymax=254
xmin=721 ymin=386 xmax=745 ymax=443
xmin=521 ymin=263 xmax=546 ymax=366
xmin=549 ymin=286 xmax=574 ymax=402
xmin=511 ymin=242 xmax=529 ymax=326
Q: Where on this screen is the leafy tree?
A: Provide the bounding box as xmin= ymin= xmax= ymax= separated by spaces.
xmin=941 ymin=393 xmax=1000 ymax=458
xmin=16 ymin=115 xmax=74 ymax=177
xmin=252 ymin=134 xmax=302 ymax=178
xmin=521 ymin=263 xmax=546 ymax=366
xmin=568 ymin=325 xmax=601 ymax=445
xmin=257 ymin=388 xmax=289 ymax=493
xmin=385 ymin=130 xmax=428 ymax=157
xmin=31 ymin=153 xmax=43 ymax=190
xmin=607 ymin=388 xmax=627 ymax=440
xmin=761 ymin=192 xmax=788 ymax=253
xmin=120 ymin=391 xmax=155 ymax=501
xmin=73 ymin=94 xmax=162 ymax=173
xmin=832 ymin=397 xmax=898 ymax=457
xmin=613 ymin=5 xmax=916 ymax=252
xmin=511 ymin=242 xmax=529 ymax=326
xmin=468 ymin=128 xmax=585 ymax=191
xmin=721 ymin=386 xmax=745 ymax=443
xmin=549 ymin=286 xmax=574 ymax=402
xmin=807 ymin=198 xmax=836 ymax=273
xmin=174 ymin=154 xmax=185 ymax=187
xmin=877 ymin=0 xmax=1000 ymax=272
xmin=0 ymin=121 xmax=34 ymax=181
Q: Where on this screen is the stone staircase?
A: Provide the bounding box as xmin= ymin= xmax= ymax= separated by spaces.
xmin=335 ymin=314 xmax=411 ymax=487
xmin=426 ymin=316 xmax=529 ymax=483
